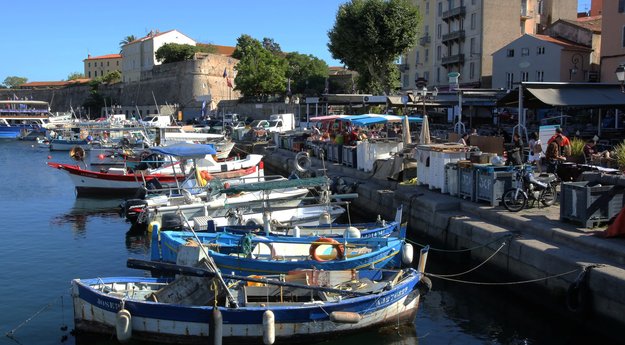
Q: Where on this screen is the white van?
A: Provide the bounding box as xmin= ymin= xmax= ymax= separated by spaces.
xmin=140 ymin=115 xmax=171 ymax=127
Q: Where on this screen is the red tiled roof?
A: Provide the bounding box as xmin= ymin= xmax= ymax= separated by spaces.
xmin=559 ymin=16 xmax=602 ymax=33
xmin=84 ymin=54 xmax=122 ymax=61
xmin=20 ymin=79 xmax=91 ymax=87
xmin=197 ymin=43 xmax=236 ymax=57
xmin=532 ymin=34 xmax=593 ymax=51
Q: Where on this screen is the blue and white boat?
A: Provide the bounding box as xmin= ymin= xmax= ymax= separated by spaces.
xmin=0 ymin=100 xmax=71 ymax=139
xmin=71 ymin=261 xmax=429 ymax=344
xmin=151 ymin=225 xmax=410 ymax=276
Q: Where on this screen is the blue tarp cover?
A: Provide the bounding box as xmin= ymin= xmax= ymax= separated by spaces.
xmin=150 ymin=143 xmax=216 ymax=157
xmin=349 ymin=115 xmax=423 ymax=126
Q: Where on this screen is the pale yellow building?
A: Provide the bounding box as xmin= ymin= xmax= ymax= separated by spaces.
xmin=83 ymin=54 xmax=122 ymax=79
xmin=401 ymin=0 xmax=577 ymax=90
xmin=599 ymin=0 xmax=625 ymax=83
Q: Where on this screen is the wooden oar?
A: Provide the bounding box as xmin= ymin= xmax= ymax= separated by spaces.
xmin=127 ymin=258 xmax=372 ymax=297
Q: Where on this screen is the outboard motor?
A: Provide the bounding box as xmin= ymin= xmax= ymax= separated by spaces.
xmin=121 ymin=199 xmax=148 ymax=223
xmin=161 ymin=213 xmax=184 ymax=231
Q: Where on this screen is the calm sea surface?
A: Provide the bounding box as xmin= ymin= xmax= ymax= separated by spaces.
xmin=0 ymin=139 xmax=612 ymax=345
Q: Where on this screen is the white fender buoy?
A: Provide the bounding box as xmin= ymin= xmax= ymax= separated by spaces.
xmin=401 ymin=242 xmax=414 ymax=265
xmin=318 ymin=211 xmax=331 ymax=225
xmin=263 ymin=310 xmax=275 ymax=345
xmin=330 ymin=311 xmax=361 ymax=324
xmin=115 ymin=309 xmax=132 ymax=342
xmin=294 ymin=152 xmax=312 ymax=172
xmin=343 ymin=226 xmax=361 ymax=239
xmin=211 ymin=307 xmax=223 ymax=345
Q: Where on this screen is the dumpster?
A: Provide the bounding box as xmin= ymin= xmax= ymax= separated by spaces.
xmin=560 ymin=181 xmax=625 ymax=228
xmin=342 ymin=145 xmax=357 ymax=167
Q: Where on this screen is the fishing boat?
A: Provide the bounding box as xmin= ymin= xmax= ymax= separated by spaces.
xmin=48 ymin=128 xmax=92 ymax=151
xmin=72 ymin=254 xmax=430 ymax=344
xmin=48 ymin=143 xmax=263 ymax=197
xmin=125 ymin=176 xmax=334 ymax=225
xmin=151 ymin=224 xmax=409 ymax=276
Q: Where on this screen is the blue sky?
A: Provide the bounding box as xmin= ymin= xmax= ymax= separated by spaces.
xmin=0 ymin=0 xmax=591 ymax=83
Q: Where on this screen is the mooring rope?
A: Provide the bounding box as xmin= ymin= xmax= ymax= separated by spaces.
xmin=406 ymin=233 xmax=514 ymax=253
xmin=425 ymin=268 xmax=581 ymax=286
xmin=427 ymin=240 xmax=508 ymax=278
xmin=5 ymin=294 xmax=67 ymax=339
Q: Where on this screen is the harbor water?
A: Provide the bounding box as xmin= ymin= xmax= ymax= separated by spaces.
xmin=0 ymin=139 xmax=611 ymax=345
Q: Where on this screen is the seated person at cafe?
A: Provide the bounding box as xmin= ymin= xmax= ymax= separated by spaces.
xmin=583 ymin=140 xmax=612 ymax=162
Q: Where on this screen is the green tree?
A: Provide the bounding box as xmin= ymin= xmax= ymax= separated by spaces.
xmin=285 ymin=52 xmax=329 ymax=95
xmin=67 ymin=72 xmax=85 ymax=80
xmin=119 ymin=35 xmax=137 ymax=48
xmin=262 ymin=37 xmax=282 ymax=54
xmin=102 ymin=70 xmax=122 ymax=84
xmin=155 ymin=43 xmax=216 ymax=64
xmin=231 ymin=34 xmax=257 ymax=60
xmin=233 ymin=36 xmax=288 ymax=99
xmin=328 ymin=0 xmax=419 ymax=94
xmin=2 ymin=76 xmax=28 ymax=89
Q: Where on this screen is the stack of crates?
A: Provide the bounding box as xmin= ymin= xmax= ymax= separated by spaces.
xmin=457 ymin=162 xmax=476 ymax=201
xmin=560 ymin=181 xmax=625 ymax=228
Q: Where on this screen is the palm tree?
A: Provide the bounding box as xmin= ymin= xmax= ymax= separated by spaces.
xmin=119 ymin=35 xmax=137 ymax=51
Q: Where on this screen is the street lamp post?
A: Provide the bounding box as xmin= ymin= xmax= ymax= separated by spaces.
xmin=616 ymin=63 xmax=625 ymax=93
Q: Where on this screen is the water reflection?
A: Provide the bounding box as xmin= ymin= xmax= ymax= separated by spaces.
xmin=125 ymin=226 xmax=150 ymax=255
xmin=50 ymin=197 xmax=123 ymax=233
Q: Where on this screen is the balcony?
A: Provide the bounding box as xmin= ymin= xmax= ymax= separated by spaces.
xmin=442 ymin=54 xmax=465 ymax=66
xmin=520 ymin=8 xmax=533 ymax=19
xmin=419 ymin=35 xmax=431 ymax=46
xmin=442 ymin=30 xmax=465 ymax=44
xmin=442 ymin=6 xmax=466 ymax=20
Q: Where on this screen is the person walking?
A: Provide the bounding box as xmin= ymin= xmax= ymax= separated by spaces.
xmin=528 ymin=132 xmax=544 ymax=172
xmin=507 ymin=133 xmax=524 ymax=166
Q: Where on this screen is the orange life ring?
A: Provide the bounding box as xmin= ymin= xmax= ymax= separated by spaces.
xmin=309 ymin=237 xmax=345 ymax=261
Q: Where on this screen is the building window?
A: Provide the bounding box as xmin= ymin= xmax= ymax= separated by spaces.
xmin=620 ymin=0 xmax=625 ymax=12
xmin=88 ymin=71 xmax=91 ymax=78
xmin=88 ymin=62 xmax=91 ymax=67
xmin=536 ymin=70 xmax=544 ymax=82
xmin=107 ymin=61 xmax=110 ymax=66
xmin=522 ymin=71 xmax=529 ymax=81
xmin=426 ymin=1 xmax=429 ymax=14
xmin=506 ymin=72 xmax=514 ymax=89
xmin=623 ymin=26 xmax=625 ymax=47
xmin=471 ymin=13 xmax=476 ymax=29
xmin=100 ymin=62 xmax=103 ymax=67
xmin=437 ymin=45 xmax=441 ymax=60
xmin=438 ymin=2 xmax=442 ymax=16
xmin=538 ymin=0 xmax=544 ymax=14
xmin=416 ymin=51 xmax=420 ymax=64
xmin=425 ymin=49 xmax=429 ymax=62
xmin=469 ymin=62 xmax=475 ymax=79
xmin=424 ymin=71 xmax=430 ymax=82
xmin=521 ymin=48 xmax=529 ymax=56
xmin=472 ymin=0 xmax=476 ymax=4
xmin=116 ymin=61 xmax=119 ymax=66
xmin=470 ymin=38 xmax=476 ymax=55
xmin=415 ymin=72 xmax=420 ymax=82
xmin=537 ymin=46 xmax=545 ymax=54
xmin=448 ymin=0 xmax=453 ymax=10
xmin=437 ymin=24 xmax=442 ymax=38
xmin=425 ymin=25 xmax=429 ymax=37
xmin=437 ymin=67 xmax=441 ymax=82
xmin=507 ymin=49 xmax=514 ymax=57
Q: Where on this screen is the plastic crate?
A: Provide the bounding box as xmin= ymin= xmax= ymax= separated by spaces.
xmin=560 ymin=181 xmax=625 ymax=228
xmin=475 ymin=170 xmax=515 ymax=206
xmin=458 ymin=166 xmax=476 ymax=201
xmin=329 ymin=144 xmax=343 ymax=163
xmin=442 ymin=163 xmax=459 ymax=196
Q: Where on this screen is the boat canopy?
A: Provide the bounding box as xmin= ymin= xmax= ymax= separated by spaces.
xmin=150 ymin=143 xmax=216 ymax=157
xmin=338 ymin=114 xmax=423 ymax=126
xmin=309 ymin=115 xmax=345 ymax=121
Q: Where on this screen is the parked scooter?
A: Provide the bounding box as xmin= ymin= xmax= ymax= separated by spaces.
xmin=502 ymin=165 xmax=558 ymax=212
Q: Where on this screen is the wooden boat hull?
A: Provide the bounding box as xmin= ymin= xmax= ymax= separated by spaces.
xmin=48 ymin=162 xmax=261 ymax=197
xmin=71 ymin=270 xmax=422 ymax=344
xmin=49 ymin=139 xmax=91 ymax=151
xmin=154 ymin=231 xmax=405 ymax=276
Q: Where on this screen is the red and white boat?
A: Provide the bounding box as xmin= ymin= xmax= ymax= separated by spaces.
xmin=48 ymin=143 xmax=264 ymax=197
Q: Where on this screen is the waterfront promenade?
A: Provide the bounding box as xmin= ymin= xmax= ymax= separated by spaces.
xmin=263 ymin=147 xmax=625 ymax=341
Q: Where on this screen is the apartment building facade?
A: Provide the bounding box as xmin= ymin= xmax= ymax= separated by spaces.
xmin=600 ymin=0 xmax=625 ymax=83
xmin=401 ymin=0 xmax=577 ymax=90
xmin=83 ymin=54 xmax=122 ymax=79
